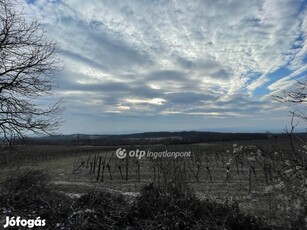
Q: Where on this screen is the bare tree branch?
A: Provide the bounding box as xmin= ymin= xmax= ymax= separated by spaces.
xmin=273 ymin=80 xmax=307 ymax=123
xmin=0 ymin=0 xmax=63 ymax=143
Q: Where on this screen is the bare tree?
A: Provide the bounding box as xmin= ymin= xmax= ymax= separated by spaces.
xmin=0 ymin=0 xmax=62 ymax=143
xmin=273 ymin=80 xmax=307 ymax=122
xmin=272 ymin=80 xmax=307 ymax=227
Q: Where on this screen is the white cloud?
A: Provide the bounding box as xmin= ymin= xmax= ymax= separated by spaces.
xmin=18 ymin=0 xmax=307 ymax=132
xmin=247 ymin=75 xmax=269 ymax=93
xmin=268 ymin=64 xmax=307 ymax=92
xmin=126 ymin=98 xmax=167 ymax=105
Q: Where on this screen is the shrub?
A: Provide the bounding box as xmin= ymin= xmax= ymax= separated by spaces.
xmin=0 ymin=170 xmax=275 ymax=229
xmin=0 ymin=169 xmax=72 ymax=228
xmin=122 ymin=183 xmax=273 ymax=230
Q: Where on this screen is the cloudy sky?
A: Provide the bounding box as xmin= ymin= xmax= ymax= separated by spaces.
xmin=21 ymin=0 xmax=307 ymax=134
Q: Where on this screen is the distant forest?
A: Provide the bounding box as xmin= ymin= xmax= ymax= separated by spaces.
xmin=23 ymin=131 xmax=307 ymax=146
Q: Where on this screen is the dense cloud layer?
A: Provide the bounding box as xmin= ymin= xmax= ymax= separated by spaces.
xmin=22 ymin=0 xmax=307 ymax=133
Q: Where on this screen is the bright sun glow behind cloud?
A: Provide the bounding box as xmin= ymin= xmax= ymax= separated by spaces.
xmin=21 ymin=0 xmax=307 ymax=133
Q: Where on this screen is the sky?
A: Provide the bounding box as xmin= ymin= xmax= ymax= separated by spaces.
xmin=20 ymin=0 xmax=307 ymax=134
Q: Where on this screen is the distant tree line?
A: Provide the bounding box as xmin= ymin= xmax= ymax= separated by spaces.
xmin=20 ymin=131 xmax=299 ymax=146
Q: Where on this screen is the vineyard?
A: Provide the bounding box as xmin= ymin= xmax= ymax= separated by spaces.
xmin=0 ymin=137 xmax=306 ymax=229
